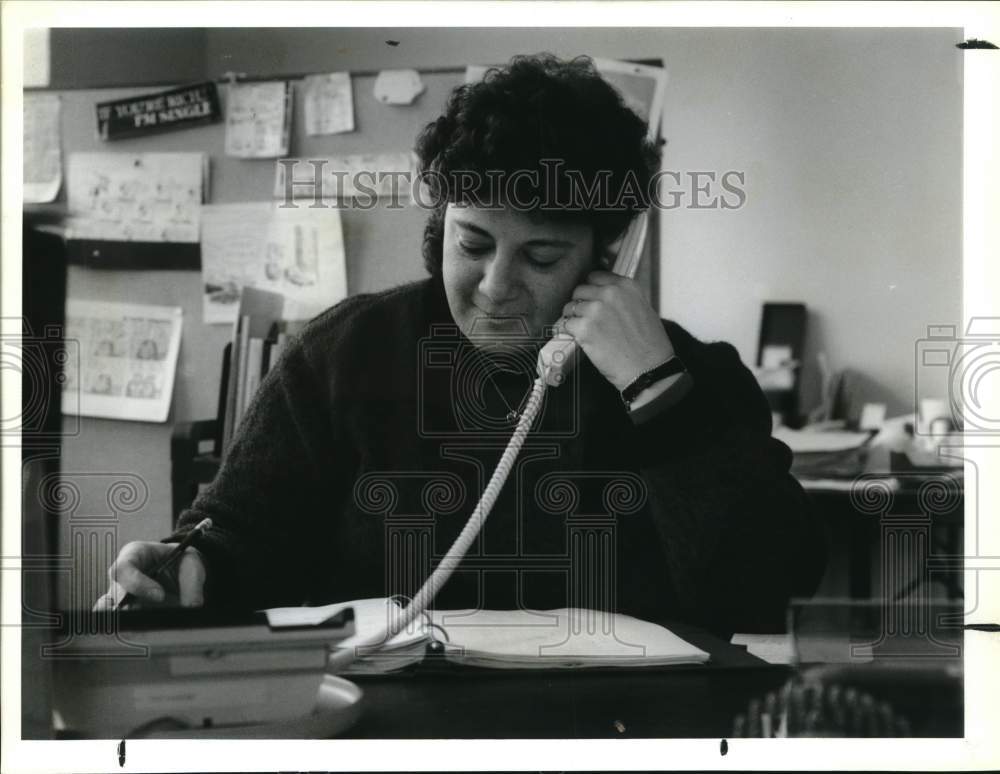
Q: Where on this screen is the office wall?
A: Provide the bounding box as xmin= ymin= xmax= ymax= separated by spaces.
xmin=653 ymin=28 xmax=962 ymax=417
xmin=48 ymin=28 xmax=208 ymax=88
xmin=38 ymin=28 xmax=962 ymax=559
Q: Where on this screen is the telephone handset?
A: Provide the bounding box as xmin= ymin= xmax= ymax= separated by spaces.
xmin=327 ymin=210 xmax=652 ymax=674
xmin=536 ymin=209 xmax=651 ymax=386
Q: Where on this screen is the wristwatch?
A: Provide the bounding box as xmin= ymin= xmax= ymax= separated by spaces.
xmin=620 ymin=355 xmax=688 ymax=410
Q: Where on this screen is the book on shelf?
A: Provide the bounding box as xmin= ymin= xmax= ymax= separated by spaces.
xmin=242 ymin=335 xmax=264 ymax=417
xmin=214 ymin=342 xmax=233 ymax=456
xmin=232 ymin=314 xmax=252 ymax=433
xmin=270 ymin=331 xmax=289 ymax=369
xmin=220 ymin=318 xmax=244 ymax=455
xmin=220 ymin=288 xmax=284 ymax=455
xmin=260 ymin=322 xmax=279 ymax=375
xmin=263 ymin=597 xmax=711 ymax=674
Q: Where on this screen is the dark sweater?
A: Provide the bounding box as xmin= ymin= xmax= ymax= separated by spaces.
xmin=175 ymin=276 xmax=825 ymax=634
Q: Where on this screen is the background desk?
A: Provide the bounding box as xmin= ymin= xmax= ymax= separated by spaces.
xmin=794 ymin=447 xmax=964 ymax=601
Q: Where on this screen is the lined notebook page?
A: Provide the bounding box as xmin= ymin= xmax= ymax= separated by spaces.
xmin=264 ymin=601 xmax=710 ymax=670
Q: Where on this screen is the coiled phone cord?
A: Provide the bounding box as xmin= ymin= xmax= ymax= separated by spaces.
xmin=327 ymin=376 xmax=549 ymax=674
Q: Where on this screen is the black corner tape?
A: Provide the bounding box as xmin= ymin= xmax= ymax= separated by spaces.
xmin=957 ymin=39 xmax=998 ymax=49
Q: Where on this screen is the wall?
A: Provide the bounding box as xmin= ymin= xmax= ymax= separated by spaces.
xmin=49 ymin=28 xmax=208 ymax=88
xmin=36 ymin=28 xmax=962 ymax=561
xmin=654 ymin=28 xmax=963 ymax=416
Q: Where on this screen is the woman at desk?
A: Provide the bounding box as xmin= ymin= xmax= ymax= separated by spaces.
xmin=98 ymin=54 xmax=825 ymax=634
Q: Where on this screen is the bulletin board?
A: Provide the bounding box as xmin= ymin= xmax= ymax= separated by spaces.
xmin=31 ymin=63 xmax=660 ymax=545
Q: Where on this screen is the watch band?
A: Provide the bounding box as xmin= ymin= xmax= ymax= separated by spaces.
xmin=620 ymin=355 xmax=687 ymax=409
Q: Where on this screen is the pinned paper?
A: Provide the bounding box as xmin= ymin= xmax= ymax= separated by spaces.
xmin=61 ymin=301 xmax=183 ymax=423
xmin=304 ymin=72 xmax=354 ymax=135
xmin=200 ymin=202 xmax=347 ymax=324
xmin=66 ymin=152 xmax=205 ymax=242
xmin=224 ymin=81 xmax=292 ymax=158
xmin=373 ymin=69 xmax=425 ymax=105
xmin=464 ymin=64 xmax=490 ymax=84
xmin=23 ymin=94 xmax=62 ymax=203
xmin=24 ymin=28 xmax=50 ymax=88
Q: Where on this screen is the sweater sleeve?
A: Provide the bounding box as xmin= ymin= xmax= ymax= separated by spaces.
xmin=169 ymin=337 xmax=340 ymax=610
xmin=624 ymin=334 xmax=827 ymax=635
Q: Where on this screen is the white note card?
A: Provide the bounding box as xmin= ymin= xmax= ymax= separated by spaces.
xmin=24 ymin=28 xmax=51 ymax=88
xmin=23 ymin=94 xmax=62 ymax=203
xmin=373 ymin=69 xmax=425 ymax=105
xmin=225 ymin=81 xmax=292 ymax=158
xmin=304 ymin=72 xmax=354 ymax=135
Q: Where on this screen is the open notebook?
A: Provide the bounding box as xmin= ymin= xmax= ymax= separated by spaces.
xmin=264 ymin=598 xmax=710 ymax=673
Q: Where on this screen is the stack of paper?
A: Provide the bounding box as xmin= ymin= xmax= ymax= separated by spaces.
xmin=773 ymin=427 xmax=871 ymax=454
xmin=430 ymin=608 xmax=709 ymax=669
xmin=730 ymin=633 xmax=795 ymax=665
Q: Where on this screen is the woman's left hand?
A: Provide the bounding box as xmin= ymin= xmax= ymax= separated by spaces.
xmin=560 ymin=271 xmax=675 ymax=392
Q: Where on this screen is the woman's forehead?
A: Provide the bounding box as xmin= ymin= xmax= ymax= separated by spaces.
xmin=446 ymin=203 xmax=592 ymax=241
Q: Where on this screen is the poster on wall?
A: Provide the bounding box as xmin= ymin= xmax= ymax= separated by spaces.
xmin=61 ymin=301 xmax=183 ymax=423
xmin=96 ymin=82 xmax=222 ymax=140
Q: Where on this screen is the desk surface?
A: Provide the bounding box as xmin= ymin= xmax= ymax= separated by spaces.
xmin=343 ymin=623 xmax=963 ymax=739
xmin=792 ymin=445 xmax=964 ymax=504
xmin=348 ymin=666 xmax=790 ymax=739
xmin=40 ymin=618 xmax=962 ymax=739
xmin=346 ymin=623 xmax=789 ymax=739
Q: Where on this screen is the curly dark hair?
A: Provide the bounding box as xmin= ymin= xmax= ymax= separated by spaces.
xmin=415 ymin=54 xmax=661 ymax=276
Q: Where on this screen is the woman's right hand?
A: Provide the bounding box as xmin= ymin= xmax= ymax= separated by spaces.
xmin=93 ymin=541 xmax=207 ymax=611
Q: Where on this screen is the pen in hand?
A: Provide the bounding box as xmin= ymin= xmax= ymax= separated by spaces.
xmin=115 ymin=518 xmax=212 ymax=610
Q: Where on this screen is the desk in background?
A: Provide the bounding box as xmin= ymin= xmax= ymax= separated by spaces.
xmin=793 ymin=446 xmax=963 ymax=601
